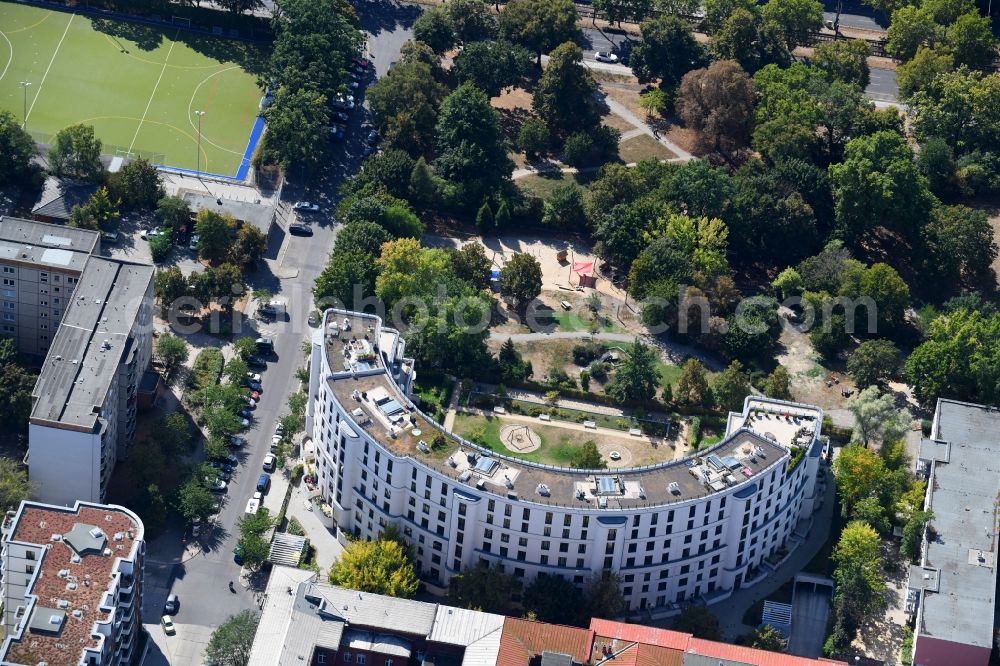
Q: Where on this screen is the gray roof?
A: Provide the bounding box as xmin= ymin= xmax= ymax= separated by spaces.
xmin=248 ymin=567 xmax=322 ymax=666
xmin=30 ymin=257 xmax=153 ymax=431
xmin=181 ymin=190 xmax=274 ymax=236
xmin=914 ymin=399 xmax=1000 ymax=649
xmin=0 ymin=216 xmax=98 ymax=273
xmin=31 ymin=178 xmax=98 ymax=222
xmin=62 ymin=523 xmax=106 ymax=555
xmin=268 ymin=532 xmax=307 ymax=566
xmin=26 ymin=607 xmax=65 ymax=635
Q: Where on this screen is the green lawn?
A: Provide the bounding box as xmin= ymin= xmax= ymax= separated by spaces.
xmin=548 ymin=308 xmax=623 ymax=333
xmin=452 ymin=413 xmax=602 ymax=467
xmin=516 ymin=170 xmax=594 ymax=199
xmin=0 ymin=3 xmax=266 ymax=175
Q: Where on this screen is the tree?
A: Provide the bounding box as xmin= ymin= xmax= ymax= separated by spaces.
xmin=518 ymin=118 xmax=550 ymax=157
xmin=495 ymin=199 xmax=511 ymax=230
xmin=677 ymin=60 xmax=755 ymax=154
xmin=829 ymin=131 xmax=934 ymax=245
xmin=748 ymin=624 xmax=787 ymax=651
xmin=155 ymin=334 xmax=189 ymax=378
xmin=375 ymin=239 xmax=455 ymax=309
xmin=497 ymin=337 xmax=533 ymax=382
xmin=639 ymin=88 xmax=669 ymax=119
xmin=532 ymin=42 xmax=598 ymax=138
xmin=108 ymin=158 xmax=164 ymax=208
xmin=917 ymin=137 xmax=957 ymax=196
xmin=179 ymin=478 xmax=216 ymax=521
xmin=154 ymin=267 xmax=187 ymax=309
xmin=156 ymin=195 xmax=191 ymax=232
xmin=0 ymin=110 xmax=36 ymax=185
xmin=436 ymin=83 xmax=513 ymax=203
xmin=946 ymin=12 xmax=995 ymax=69
xmin=500 ymin=0 xmax=582 ymax=66
xmin=216 ymin=0 xmax=264 ymax=13
xmin=593 ymin=0 xmax=651 ymax=27
xmin=260 ymin=87 xmax=330 ymax=169
xmin=607 ymin=339 xmax=660 ymax=403
xmin=195 ymin=209 xmax=235 ymax=264
xmin=451 ymin=243 xmax=493 ymax=291
xmin=224 ymin=357 xmax=250 ymax=386
xmin=454 ymin=40 xmax=532 ymax=97
xmin=543 ymin=182 xmax=588 ymax=229
xmin=712 ymin=361 xmax=751 ymax=411
xmin=413 ymin=8 xmax=455 ymax=53
xmin=848 ymin=339 xmax=899 ymax=388
xmin=761 ymin=365 xmax=793 ymax=400
xmin=447 ymin=0 xmax=500 ymax=42
xmin=896 ymin=46 xmax=953 ymax=99
xmin=923 ymin=205 xmax=998 ymax=282
xmin=711 ymin=9 xmax=791 ymax=74
xmin=233 ymin=337 xmax=258 ymax=362
xmin=523 ymin=574 xmax=583 ymax=625
xmin=328 ymin=538 xmax=419 ymax=598
xmin=231 ymin=225 xmax=267 ymax=269
xmin=476 ymin=201 xmax=495 ymax=236
xmin=832 ymin=521 xmax=887 ymax=635
xmin=773 ymin=267 xmax=804 ymax=300
xmin=909 ymin=69 xmax=1000 ymax=156
xmin=886 ymin=6 xmax=937 ymax=62
xmin=630 ymin=16 xmax=706 ymax=88
xmin=369 ymin=61 xmax=449 ymax=156
xmin=0 ymin=459 xmax=31 ymax=514
xmin=847 ymin=386 xmax=912 ymax=446
xmin=498 ymin=252 xmax=542 ymax=311
xmin=570 ymin=440 xmax=606 ymax=468
xmin=339 ymin=193 xmax=425 ymax=239
xmin=409 ymin=157 xmax=440 ymax=208
xmin=833 ymin=444 xmax=890 ymax=513
xmin=760 ymin=0 xmax=824 ymax=48
xmin=673 ymin=605 xmax=722 ymax=639
xmin=204 ymin=610 xmax=259 ymax=666
xmin=160 ymin=413 xmax=192 ymax=455
xmin=844 ymin=262 xmax=912 ymax=334
xmin=584 ymin=570 xmax=627 ymax=620
xmin=701 ymin=0 xmax=757 ymax=32
xmin=49 ymin=124 xmax=103 ymax=181
xmin=675 ymin=358 xmax=711 ymax=405
xmin=813 ymin=39 xmax=871 ymax=89
xmin=901 ymin=510 xmax=933 ymax=562
xmin=70 ymin=187 xmax=120 ymax=230
xmin=448 ymin=562 xmax=520 ymax=613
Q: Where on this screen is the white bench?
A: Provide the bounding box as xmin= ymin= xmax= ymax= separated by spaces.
xmin=584 ymin=420 xmax=596 ymax=429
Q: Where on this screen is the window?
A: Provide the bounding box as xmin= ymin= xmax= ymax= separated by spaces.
xmin=344 ymin=654 xmax=352 ymax=662
xmin=356 ymin=656 xmax=366 ymax=664
xmin=318 ymin=656 xmax=326 ymax=664
xmin=25 ymin=565 xmax=34 ymax=574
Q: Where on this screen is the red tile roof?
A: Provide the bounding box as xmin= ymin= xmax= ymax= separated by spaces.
xmin=687 ymin=638 xmax=848 ymax=666
xmin=497 ymin=617 xmax=594 ymax=666
xmin=590 ymin=618 xmax=691 ymax=651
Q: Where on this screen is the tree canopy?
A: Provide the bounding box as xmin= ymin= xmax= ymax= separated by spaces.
xmin=328 ymin=538 xmax=419 ymax=598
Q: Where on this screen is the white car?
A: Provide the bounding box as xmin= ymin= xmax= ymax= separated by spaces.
xmin=246 ymin=372 xmax=262 ymax=383
xmin=188 ymin=234 xmax=200 ymax=251
xmin=594 ymin=51 xmax=619 ymax=63
xmin=293 ymin=201 xmax=319 ymax=212
xmin=252 ymin=491 xmax=263 ymax=501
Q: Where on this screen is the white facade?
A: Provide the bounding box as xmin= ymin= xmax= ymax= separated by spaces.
xmin=308 ymin=310 xmax=826 ymax=612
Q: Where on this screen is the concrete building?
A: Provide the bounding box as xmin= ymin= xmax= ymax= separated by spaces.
xmin=307 ymin=310 xmax=826 ymax=612
xmin=28 ymin=257 xmax=154 ymax=505
xmin=0 ymin=217 xmax=100 ymax=356
xmin=248 ymin=567 xmax=845 ymax=666
xmin=31 ymin=178 xmax=98 ymax=226
xmin=0 ymin=500 xmax=144 ymax=666
xmin=906 ymin=399 xmax=1000 ymax=666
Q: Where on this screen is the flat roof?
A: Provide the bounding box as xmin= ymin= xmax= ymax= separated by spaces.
xmin=30 ymin=257 xmax=153 ymax=432
xmin=0 ymin=216 xmax=98 ymax=272
xmin=0 ymin=501 xmax=142 ymax=666
xmin=914 ymin=399 xmax=1000 ymax=649
xmin=181 ymin=190 xmax=275 ymax=236
xmin=323 ymin=311 xmax=822 ymax=510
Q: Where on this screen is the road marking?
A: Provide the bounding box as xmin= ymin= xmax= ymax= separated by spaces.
xmin=127 ymin=36 xmax=177 ymax=155
xmin=25 ymin=13 xmax=73 ymax=123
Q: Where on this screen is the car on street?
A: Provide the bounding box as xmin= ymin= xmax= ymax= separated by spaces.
xmin=594 ymin=51 xmax=619 ymax=63
xmin=139 ymin=228 xmax=162 ymax=240
xmin=229 ymin=436 xmax=246 ymax=448
xmin=247 ymin=354 xmax=266 ymax=368
xmin=257 ymin=473 xmax=272 ymax=494
xmin=362 ymin=144 xmax=375 ymax=157
xmin=255 ymin=337 xmax=274 ymax=352
xmin=289 ymin=223 xmax=313 ymax=236
xmin=293 ymin=201 xmax=319 ymax=211
xmin=275 ymin=423 xmax=284 ymax=438
xmin=252 ymin=491 xmax=263 ymax=501
xmin=245 ymin=397 xmax=257 ymax=409
xmin=225 ymin=452 xmax=239 ymax=465
xmin=246 ymin=379 xmax=262 ymax=392
xmin=366 ymin=129 xmax=378 ymax=145
xmin=209 ymin=468 xmax=231 ymax=482
xmin=209 ymin=478 xmax=228 ymax=493
xmin=248 ymin=390 xmax=261 ymax=402
xmin=161 ymin=615 xmax=176 ymax=636
xmin=263 ymin=454 xmax=276 ymax=472
xmin=239 ymin=417 xmax=250 ymax=429
xmin=353 ymin=56 xmax=370 ymax=69
xmin=347 ymin=80 xmax=360 ymax=90
xmin=239 ymin=409 xmax=252 ymax=419
xmin=233 ymin=545 xmax=244 ymax=565
xmin=164 ymin=594 xmax=179 ymax=615
xmin=191 ymin=517 xmax=201 ymax=537
xmin=308 ymin=311 xmax=321 ymax=327
xmin=188 ymin=234 xmax=199 ymax=251
xmin=246 ymin=372 xmax=262 ymax=383
xmin=331 ymin=93 xmax=355 ymax=110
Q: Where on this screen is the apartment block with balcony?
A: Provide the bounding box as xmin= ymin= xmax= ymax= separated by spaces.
xmin=28 ymin=258 xmax=154 ymax=506
xmin=0 ymin=217 xmax=100 ymax=356
xmin=0 ymin=500 xmax=144 ymax=666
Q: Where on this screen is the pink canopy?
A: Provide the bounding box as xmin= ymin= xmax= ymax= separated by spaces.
xmin=572 ymin=261 xmax=594 ymax=276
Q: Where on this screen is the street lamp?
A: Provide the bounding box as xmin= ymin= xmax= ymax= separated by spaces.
xmin=19 ymin=81 xmax=31 ymax=130
xmin=194 ymin=110 xmax=205 ymax=179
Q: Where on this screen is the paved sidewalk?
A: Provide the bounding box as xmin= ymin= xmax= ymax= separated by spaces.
xmin=442 ymin=379 xmax=462 ymax=431
xmin=600 ymin=95 xmax=694 ymax=161
xmin=286 ymin=480 xmax=344 ymax=573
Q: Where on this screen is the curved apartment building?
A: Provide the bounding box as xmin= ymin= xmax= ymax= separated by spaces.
xmin=306 ymin=310 xmax=826 ymax=612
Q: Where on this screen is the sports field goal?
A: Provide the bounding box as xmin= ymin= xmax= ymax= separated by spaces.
xmin=171 ymin=16 xmax=192 ymax=28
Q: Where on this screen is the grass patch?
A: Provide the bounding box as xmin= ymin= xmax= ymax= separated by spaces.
xmin=698 ymin=415 xmax=727 ymax=449
xmin=452 ymin=414 xmax=607 ymax=467
xmin=413 ymin=375 xmax=453 ymax=416
xmin=516 ymin=171 xmax=593 ymax=199
xmin=618 ymin=134 xmax=677 ymax=163
xmin=549 ymin=308 xmax=623 ymax=333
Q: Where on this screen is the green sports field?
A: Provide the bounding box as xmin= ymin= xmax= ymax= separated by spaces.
xmin=0 ymin=2 xmax=267 ymax=176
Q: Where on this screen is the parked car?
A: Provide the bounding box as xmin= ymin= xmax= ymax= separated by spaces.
xmin=247 ymin=354 xmax=266 ymax=368
xmin=246 ymin=372 xmax=262 ymax=383
xmin=248 ymin=390 xmax=261 ymax=401
xmin=229 ymin=436 xmax=246 ymax=448
xmin=164 ymin=594 xmax=179 ymax=615
xmin=238 ymin=417 xmax=250 ymax=428
xmin=594 ymin=51 xmax=619 ymax=63
xmin=366 ymin=129 xmax=379 ymax=145
xmin=289 ymin=223 xmax=313 ymax=236
xmin=252 ymin=491 xmax=263 ymax=501
xmin=257 ymin=473 xmax=272 ymax=494
xmin=209 ymin=478 xmax=227 ymax=493
xmin=353 ymin=56 xmax=370 ymax=69
xmin=275 ymin=423 xmax=285 ymax=438
xmin=293 ymin=201 xmax=319 ymax=211
xmin=187 ymin=234 xmax=199 ymax=251
xmin=263 ymin=454 xmax=276 ymax=472
xmin=225 ymin=452 xmax=238 ymax=465
xmin=102 ymin=231 xmax=119 ymax=244
xmin=255 ymin=337 xmax=274 ymax=352
xmin=161 ymin=616 xmax=176 ymax=636
xmin=238 ymin=409 xmax=252 ymax=420
xmin=191 ymin=517 xmax=202 ymax=537
xmin=233 ymin=545 xmax=244 ymax=565
xmin=246 ymin=379 xmax=262 ymax=392
xmin=332 ymin=111 xmax=350 ymax=122
xmin=329 ymin=125 xmax=346 ymax=142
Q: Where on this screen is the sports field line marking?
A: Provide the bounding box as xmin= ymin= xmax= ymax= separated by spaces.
xmin=0 ymin=30 xmax=12 ymax=84
xmin=127 ymin=36 xmax=177 ymax=155
xmin=187 ymin=66 xmax=246 ymax=156
xmin=24 ymin=13 xmax=73 ymax=124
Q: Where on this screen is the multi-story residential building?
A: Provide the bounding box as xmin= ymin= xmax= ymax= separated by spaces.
xmin=0 ymin=217 xmax=100 ymax=356
xmin=906 ymin=399 xmax=1000 ymax=666
xmin=307 ymin=309 xmax=826 ymax=611
xmin=249 ymin=567 xmax=846 ymax=666
xmin=28 ymin=257 xmax=154 ymax=505
xmin=0 ymin=500 xmax=144 ymax=666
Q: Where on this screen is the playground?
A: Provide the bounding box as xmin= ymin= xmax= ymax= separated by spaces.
xmin=0 ymin=3 xmax=266 ymax=177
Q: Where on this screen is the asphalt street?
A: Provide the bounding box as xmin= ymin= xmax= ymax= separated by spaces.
xmin=865 ymin=67 xmax=900 ymax=104
xmin=140 ymin=4 xmax=417 ymax=663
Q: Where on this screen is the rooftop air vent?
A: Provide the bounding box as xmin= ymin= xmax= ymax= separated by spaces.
xmin=89 ymin=527 xmax=103 ymax=538
xmin=536 ymin=484 xmax=550 ymax=497
xmin=71 ymin=610 xmax=82 ymax=619
xmin=669 ymin=482 xmax=681 ymax=495
xmin=57 ymin=600 xmax=69 ymax=609
xmin=50 ymin=534 xmax=61 ymax=542
xmin=458 ymin=470 xmax=472 ymax=482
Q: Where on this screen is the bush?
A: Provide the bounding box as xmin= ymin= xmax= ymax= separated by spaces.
xmin=149 ymin=233 xmax=173 ymax=262
xmin=190 ymin=348 xmax=224 ymax=391
xmin=291 ymin=463 xmax=304 ymax=483
xmin=688 ymin=416 xmax=702 ymax=448
xmin=519 ymin=118 xmax=550 ymax=157
xmin=563 ymin=132 xmax=594 ymax=167
xmin=572 ymin=341 xmax=607 ymax=366
xmin=287 ymin=517 xmax=306 ymax=536
xmin=587 ymin=361 xmax=609 ymax=382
